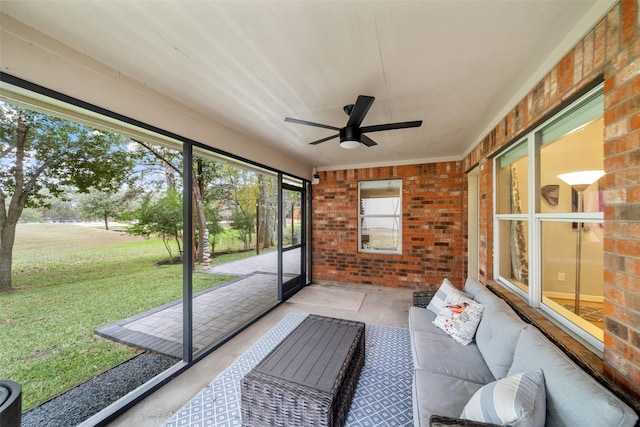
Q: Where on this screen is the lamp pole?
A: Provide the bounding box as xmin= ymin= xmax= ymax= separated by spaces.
xmin=572 ymin=184 xmax=588 ymax=315
xmin=558 ymin=170 xmax=605 ymax=317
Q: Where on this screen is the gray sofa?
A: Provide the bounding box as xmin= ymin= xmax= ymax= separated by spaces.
xmin=409 ymin=277 xmax=639 ymax=427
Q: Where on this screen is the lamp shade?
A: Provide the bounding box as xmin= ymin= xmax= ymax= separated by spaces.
xmin=557 ymin=170 xmax=605 ymax=186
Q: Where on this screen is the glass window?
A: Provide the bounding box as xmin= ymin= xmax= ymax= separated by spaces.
xmin=497 ymin=219 xmax=529 ymax=292
xmin=494 ymin=84 xmax=605 ymax=350
xmin=496 ymin=142 xmax=529 ymax=215
xmin=358 ymin=179 xmax=402 ymax=254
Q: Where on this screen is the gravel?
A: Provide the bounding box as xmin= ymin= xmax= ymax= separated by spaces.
xmin=21 ymin=352 xmax=179 ymax=427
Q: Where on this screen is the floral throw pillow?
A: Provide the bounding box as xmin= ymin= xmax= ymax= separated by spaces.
xmin=433 ymin=294 xmax=485 ymax=345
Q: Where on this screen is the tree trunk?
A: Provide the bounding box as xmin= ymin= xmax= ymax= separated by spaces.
xmin=104 ymin=213 xmax=109 ymax=231
xmin=0 ymin=111 xmax=29 ymax=290
xmin=0 ymin=201 xmax=21 ymax=291
xmin=0 ymin=224 xmax=16 ymax=291
xmin=192 ymin=169 xmax=208 ymax=264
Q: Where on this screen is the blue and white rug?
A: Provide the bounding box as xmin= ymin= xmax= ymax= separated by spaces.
xmin=162 ymin=313 xmax=413 ymax=427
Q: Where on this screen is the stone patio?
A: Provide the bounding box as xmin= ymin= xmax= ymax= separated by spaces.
xmin=95 ymin=250 xmax=301 ymax=358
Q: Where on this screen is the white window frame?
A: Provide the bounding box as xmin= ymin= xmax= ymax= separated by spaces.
xmin=358 ymin=179 xmax=402 ymax=255
xmin=493 ymin=83 xmax=605 ymax=352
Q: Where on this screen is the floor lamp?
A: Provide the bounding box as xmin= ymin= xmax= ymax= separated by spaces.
xmin=557 ymin=170 xmax=605 ymax=316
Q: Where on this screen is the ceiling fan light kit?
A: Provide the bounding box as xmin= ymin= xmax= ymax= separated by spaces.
xmin=339 ymin=127 xmax=362 ymax=149
xmin=285 ymin=95 xmax=422 ymax=149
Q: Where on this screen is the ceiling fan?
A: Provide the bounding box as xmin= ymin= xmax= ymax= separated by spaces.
xmin=284 ymin=95 xmax=422 ymax=149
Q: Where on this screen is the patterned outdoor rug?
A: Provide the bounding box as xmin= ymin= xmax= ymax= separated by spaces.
xmin=162 ymin=313 xmax=413 ymax=427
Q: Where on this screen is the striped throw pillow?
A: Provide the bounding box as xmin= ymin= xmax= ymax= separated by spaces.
xmin=461 ymin=369 xmax=546 ymax=426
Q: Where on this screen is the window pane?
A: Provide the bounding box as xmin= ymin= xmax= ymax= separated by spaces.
xmin=498 ymin=219 xmax=529 ymax=291
xmin=496 ymin=142 xmax=529 ymax=214
xmin=359 ymin=180 xmax=401 ymax=253
xmin=541 ymin=220 xmax=604 ymax=340
xmin=0 ymin=101 xmax=183 ymax=417
xmin=539 ymin=118 xmax=604 ymax=214
xmin=191 ymin=149 xmax=280 ymax=357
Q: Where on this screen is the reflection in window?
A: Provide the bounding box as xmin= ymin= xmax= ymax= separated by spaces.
xmin=538 ymin=93 xmax=604 ymax=341
xmin=358 ymin=180 xmax=401 ymax=254
xmin=494 ymin=85 xmax=605 ymax=348
xmin=498 ymin=219 xmax=529 ymax=291
xmin=496 ymin=142 xmax=529 ymax=215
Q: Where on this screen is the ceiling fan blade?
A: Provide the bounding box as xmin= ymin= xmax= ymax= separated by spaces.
xmin=361 ymin=120 xmax=423 ymax=133
xmin=346 ymin=95 xmax=375 ymax=128
xmin=361 ymin=135 xmax=378 ymax=147
xmin=309 ymin=134 xmax=339 ymax=145
xmin=285 ymin=117 xmax=340 ymax=131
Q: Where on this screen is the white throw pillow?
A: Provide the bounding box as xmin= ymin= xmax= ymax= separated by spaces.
xmin=432 ymin=294 xmax=484 ymax=345
xmin=461 ymin=369 xmax=546 ymax=427
xmin=426 ymin=278 xmax=473 ymax=316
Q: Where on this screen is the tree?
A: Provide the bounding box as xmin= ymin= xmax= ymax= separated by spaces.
xmin=0 ymin=104 xmax=134 ymax=290
xmin=205 ymin=203 xmax=225 ymax=255
xmin=126 ymin=189 xmax=183 ymax=261
xmin=78 ymin=190 xmax=124 ymax=230
xmin=221 ymin=166 xmax=258 ymax=250
xmin=230 ymin=208 xmax=254 ymax=250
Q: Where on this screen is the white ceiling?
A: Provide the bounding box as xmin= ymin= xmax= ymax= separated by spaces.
xmin=0 ymin=1 xmax=606 ymax=170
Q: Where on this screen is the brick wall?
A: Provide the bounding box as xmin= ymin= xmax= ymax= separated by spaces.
xmin=463 ymin=0 xmax=640 ymax=399
xmin=312 ymin=163 xmax=465 ymax=289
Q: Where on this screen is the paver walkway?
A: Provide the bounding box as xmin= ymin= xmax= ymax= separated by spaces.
xmin=95 ymin=250 xmax=301 ymax=358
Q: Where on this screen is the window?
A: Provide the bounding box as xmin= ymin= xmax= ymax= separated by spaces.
xmin=358 ymin=180 xmax=402 ymax=254
xmin=496 ymin=141 xmax=530 ymax=293
xmin=494 ymin=84 xmax=605 ymax=350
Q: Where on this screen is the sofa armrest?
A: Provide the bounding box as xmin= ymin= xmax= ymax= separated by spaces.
xmin=413 ymin=290 xmax=436 ymax=308
xmin=429 ymin=415 xmax=501 ymax=427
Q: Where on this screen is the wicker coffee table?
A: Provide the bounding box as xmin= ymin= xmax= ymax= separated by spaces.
xmin=241 ymin=315 xmax=365 ymax=427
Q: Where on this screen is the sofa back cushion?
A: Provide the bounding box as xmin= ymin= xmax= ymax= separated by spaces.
xmin=508 ymin=328 xmax=639 ymax=427
xmin=475 ymin=303 xmax=528 ymax=379
xmin=463 ymin=278 xmax=501 ymax=308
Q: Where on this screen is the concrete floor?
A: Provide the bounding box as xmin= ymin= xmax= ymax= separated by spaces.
xmin=107 ymin=281 xmax=414 ymax=427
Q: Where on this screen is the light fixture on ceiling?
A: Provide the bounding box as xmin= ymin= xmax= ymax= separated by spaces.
xmin=339 ymin=127 xmax=361 ymax=149
xmin=556 ymin=169 xmax=604 ymax=316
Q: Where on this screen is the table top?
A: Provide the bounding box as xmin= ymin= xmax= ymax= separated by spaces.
xmin=252 ymin=315 xmax=365 ymax=394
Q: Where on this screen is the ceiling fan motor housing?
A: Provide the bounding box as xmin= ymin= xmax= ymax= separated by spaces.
xmin=340 ymin=126 xmax=361 ymax=143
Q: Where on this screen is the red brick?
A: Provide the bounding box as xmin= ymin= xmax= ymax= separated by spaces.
xmin=617 ymin=239 xmax=640 ymax=257
xmin=594 ymin=20 xmax=607 ymax=68
xmin=620 ymin=0 xmax=637 ymax=45
xmin=605 ymin=84 xmax=628 ymax=108
xmin=557 ymin=52 xmax=575 ymax=95
xmin=606 ymin=4 xmax=621 ymax=61
xmin=631 ymin=113 xmax=640 ymax=131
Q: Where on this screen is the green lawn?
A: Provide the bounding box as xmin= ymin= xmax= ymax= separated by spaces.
xmin=0 ymin=223 xmax=245 ymax=410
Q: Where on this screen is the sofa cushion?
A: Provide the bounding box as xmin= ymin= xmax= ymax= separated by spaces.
xmin=433 ymin=295 xmax=485 ymax=346
xmin=413 ymin=369 xmax=483 ymax=427
xmin=508 ymin=328 xmax=639 ymax=427
xmin=463 ymin=278 xmax=502 ymax=308
xmin=460 ymin=369 xmax=546 ymax=427
xmin=427 ymin=278 xmax=473 ymax=316
xmin=409 ymin=306 xmax=447 ymax=335
xmin=475 ymin=306 xmax=528 ymax=379
xmin=412 ymin=330 xmax=495 ymax=384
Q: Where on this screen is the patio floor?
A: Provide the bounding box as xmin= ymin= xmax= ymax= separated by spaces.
xmin=95 ymin=250 xmax=301 ymax=358
xmin=107 ymin=281 xmax=414 ymax=427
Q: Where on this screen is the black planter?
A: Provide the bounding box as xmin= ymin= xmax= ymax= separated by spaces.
xmin=0 ymin=380 xmax=21 ymax=427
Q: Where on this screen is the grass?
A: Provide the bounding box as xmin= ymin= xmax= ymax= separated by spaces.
xmin=0 ymin=223 xmax=253 ymax=411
